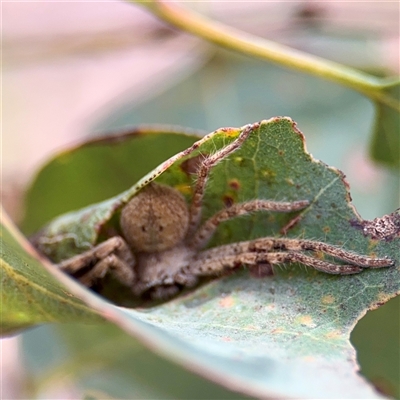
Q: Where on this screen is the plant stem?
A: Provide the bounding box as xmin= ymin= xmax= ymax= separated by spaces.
xmin=136 ymin=1 xmax=399 ymax=109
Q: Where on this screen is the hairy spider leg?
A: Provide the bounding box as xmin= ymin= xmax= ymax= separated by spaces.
xmin=58 ymin=236 xmax=135 ymax=286
xmin=251 ymin=238 xmax=394 ymax=268
xmin=188 ymin=199 xmax=309 ymax=250
xmin=187 ymin=123 xmax=257 ymax=237
xmin=193 ymin=237 xmax=394 ymax=269
xmin=186 ymin=251 xmax=364 ymax=276
xmin=79 ymin=254 xmax=135 ymax=286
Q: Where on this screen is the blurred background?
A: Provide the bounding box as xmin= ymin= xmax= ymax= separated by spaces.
xmin=2 ymin=1 xmax=399 ymax=398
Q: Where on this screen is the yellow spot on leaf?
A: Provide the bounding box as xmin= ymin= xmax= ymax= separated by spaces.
xmin=223 ymin=128 xmax=240 ymax=138
xmin=271 ymin=327 xmax=285 ymax=334
xmin=322 ymin=295 xmax=335 ymax=305
xmin=219 ymin=296 xmax=235 ymax=308
xmin=285 ymin=178 xmax=294 ymax=185
xmin=325 ymin=330 xmax=341 ymax=340
xmin=261 ymin=169 xmax=276 ymax=180
xmin=367 ymin=239 xmax=379 ymax=251
xmin=245 ymin=325 xmax=260 ymax=331
xmin=296 ymin=315 xmax=314 ymax=326
xmin=175 ymin=184 xmax=192 ymax=195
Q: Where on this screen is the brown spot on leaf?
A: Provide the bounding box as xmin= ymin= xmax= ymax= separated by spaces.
xmin=222 ymin=195 xmax=234 ymax=208
xmin=228 ymin=179 xmax=240 ymax=191
xmin=323 ymin=226 xmax=330 ymax=234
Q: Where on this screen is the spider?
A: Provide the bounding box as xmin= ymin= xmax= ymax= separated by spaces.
xmin=56 ymin=124 xmax=394 ymax=299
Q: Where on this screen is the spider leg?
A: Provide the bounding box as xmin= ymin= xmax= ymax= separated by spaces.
xmin=259 ymin=252 xmax=364 ymax=274
xmin=79 ymin=254 xmax=135 ymax=286
xmin=188 ymin=199 xmax=309 ymax=250
xmin=184 ymin=251 xmax=363 ymax=278
xmin=187 ymin=123 xmax=256 ymax=236
xmin=58 ymin=236 xmax=135 ymax=286
xmin=194 ymin=237 xmax=394 ymax=269
xmin=249 ymin=238 xmax=395 ymax=268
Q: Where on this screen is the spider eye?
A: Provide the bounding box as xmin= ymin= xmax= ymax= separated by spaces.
xmin=141 ymin=226 xmax=147 ymax=232
xmin=159 ymin=226 xmax=164 ymax=232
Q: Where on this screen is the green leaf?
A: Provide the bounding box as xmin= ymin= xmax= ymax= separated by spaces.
xmin=22 ymin=323 xmax=250 ymax=399
xmin=21 ymin=126 xmax=202 ymax=235
xmin=1 ymin=209 xmax=103 ymax=336
xmin=370 ymin=81 xmax=400 ymax=168
xmin=18 ymin=118 xmax=400 ymax=398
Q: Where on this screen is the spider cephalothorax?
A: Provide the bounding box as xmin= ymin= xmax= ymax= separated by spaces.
xmin=55 ymin=124 xmax=394 ymax=299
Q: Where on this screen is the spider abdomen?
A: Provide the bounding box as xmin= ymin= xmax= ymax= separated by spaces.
xmin=120 ymin=183 xmax=189 ymax=253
